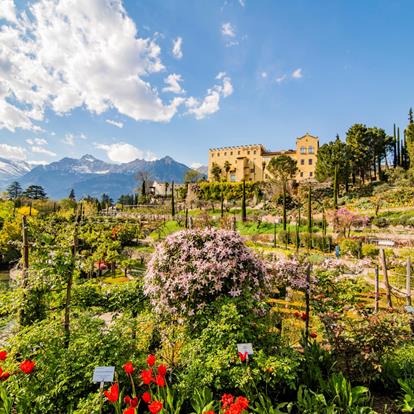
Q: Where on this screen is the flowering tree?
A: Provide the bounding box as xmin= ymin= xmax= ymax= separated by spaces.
xmin=267 ymin=257 xmax=310 ymax=291
xmin=331 ymin=208 xmax=369 ymax=237
xmin=144 ymin=228 xmax=270 ymax=316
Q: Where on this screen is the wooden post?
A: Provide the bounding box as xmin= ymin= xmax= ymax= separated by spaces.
xmin=273 ymin=220 xmax=277 ymax=248
xmin=374 ymin=265 xmax=379 ymax=313
xmin=185 ymin=208 xmax=188 ymax=229
xmin=407 ymin=257 xmax=412 ymax=306
xmin=379 ymin=248 xmax=393 ymax=308
xmin=19 ymin=215 xmax=30 ymax=325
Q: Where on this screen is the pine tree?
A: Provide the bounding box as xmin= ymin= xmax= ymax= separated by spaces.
xmin=6 ymin=181 xmax=22 ymax=200
xmin=171 ymin=181 xmax=175 ymax=217
xmin=241 ymin=179 xmax=247 ymax=222
xmin=409 ymin=107 xmax=413 ymax=124
xmin=393 ymin=124 xmax=397 ymax=168
xmin=68 ymin=189 xmax=76 ymax=201
xmin=23 ymin=185 xmax=47 ymax=200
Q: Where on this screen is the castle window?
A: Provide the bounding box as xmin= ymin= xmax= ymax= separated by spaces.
xmin=300 ymin=146 xmax=306 ymax=154
xmin=301 ymin=159 xmax=305 ymax=165
xmin=254 ymin=150 xmax=256 ymax=154
xmin=300 ymin=172 xmax=304 ymax=177
xmin=308 ymin=146 xmax=314 ymax=154
xmin=224 ymin=152 xmax=227 ymax=156
xmin=308 ymin=159 xmax=313 ymax=165
xmin=238 ymin=151 xmax=240 ymax=155
xmin=247 ymin=151 xmax=250 ymax=154
xmin=217 ymin=152 xmax=220 ymax=157
xmin=230 ymin=173 xmax=236 ymax=182
xmin=211 ymin=154 xmax=214 ymax=157
xmin=309 ymin=172 xmax=313 ymax=177
xmin=230 ymin=151 xmax=233 ymax=155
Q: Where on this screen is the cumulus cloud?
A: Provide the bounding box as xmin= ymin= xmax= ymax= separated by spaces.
xmin=276 ymin=74 xmax=287 ymax=83
xmin=95 ymin=142 xmax=157 ymax=163
xmin=190 ymin=162 xmax=203 ymax=169
xmin=62 ymin=133 xmax=75 ymax=146
xmin=186 ymin=73 xmax=233 ymax=119
xmin=0 ymin=143 xmax=27 ymax=160
xmin=0 ymin=0 xmax=186 ymax=132
xmin=292 ymin=68 xmax=303 ymax=79
xmin=222 ymin=22 xmax=236 ymax=37
xmin=163 ymin=74 xmax=185 ymax=94
xmin=0 ymin=0 xmax=17 ymax=23
xmin=172 ymin=37 xmax=183 ymax=59
xmin=105 ymin=119 xmax=124 ymax=128
xmin=239 ymin=0 xmax=245 ymax=7
xmin=26 ymin=138 xmax=48 ymax=145
xmin=31 ymin=146 xmax=56 ymax=156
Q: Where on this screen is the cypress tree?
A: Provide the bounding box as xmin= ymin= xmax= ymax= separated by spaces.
xmin=307 ymin=185 xmax=312 ymax=249
xmin=393 ymin=124 xmax=397 ymax=168
xmin=241 ymin=179 xmax=247 ymax=222
xmin=220 ymin=185 xmax=224 ymax=218
xmin=397 ymin=127 xmax=401 ymax=166
xmin=141 ymin=180 xmax=146 ymax=196
xmin=171 ymin=181 xmax=175 ymax=218
xmin=409 ymin=107 xmax=413 ymax=124
xmin=333 ymin=164 xmax=338 ymax=209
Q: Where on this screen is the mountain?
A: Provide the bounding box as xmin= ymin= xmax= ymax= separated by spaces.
xmin=195 ymin=165 xmax=208 ymax=175
xmin=17 ymin=155 xmax=192 ymax=200
xmin=0 ymin=157 xmax=32 ymax=188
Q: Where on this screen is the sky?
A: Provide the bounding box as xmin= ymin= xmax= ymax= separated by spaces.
xmin=0 ymin=0 xmax=413 ymax=168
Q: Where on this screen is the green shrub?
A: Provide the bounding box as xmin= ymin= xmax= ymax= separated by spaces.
xmin=361 ymin=244 xmax=379 ymax=258
xmin=382 ymin=342 xmax=414 ymax=390
xmin=339 ymin=238 xmax=361 ymax=258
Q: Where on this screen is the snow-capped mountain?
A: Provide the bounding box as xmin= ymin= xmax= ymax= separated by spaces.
xmin=0 ymin=157 xmax=32 ymax=188
xmin=17 ymin=154 xmax=192 ymax=200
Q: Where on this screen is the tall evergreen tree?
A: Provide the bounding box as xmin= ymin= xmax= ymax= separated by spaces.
xmin=406 ymin=109 xmax=414 ymax=171
xmin=23 ymin=185 xmax=47 ymax=200
xmin=68 ymin=189 xmax=76 ymax=201
xmin=6 ymin=181 xmax=22 ymax=200
xmin=171 ymin=181 xmax=175 ymax=217
xmin=241 ymin=179 xmax=247 ymax=222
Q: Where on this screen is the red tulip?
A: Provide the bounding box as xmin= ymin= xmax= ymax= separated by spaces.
xmin=204 ymin=411 xmax=215 ymax=414
xmin=157 ymin=364 xmax=167 ymax=377
xmin=123 ymin=361 xmax=134 ymax=375
xmin=293 ymin=311 xmax=300 ymax=318
xmin=142 ymin=391 xmax=151 ymax=403
xmin=148 ymin=400 xmax=163 ymax=414
xmin=123 ymin=408 xmax=135 ymax=414
xmin=301 ymin=312 xmax=308 ymax=321
xmin=104 ymin=383 xmax=119 ymax=403
xmin=124 ymin=396 xmax=137 ymax=406
xmin=0 ymin=368 xmax=10 ymax=381
xmin=221 ymin=394 xmax=234 ymax=409
xmin=155 ymin=374 xmax=165 ymax=387
xmin=238 ymin=351 xmax=248 ymax=362
xmin=19 ymin=360 xmax=35 ymax=374
xmin=235 ymin=396 xmax=249 ymax=411
xmin=147 ymin=354 xmax=156 ymax=367
xmin=141 ymin=368 xmax=153 ymax=385
xmin=310 ymin=332 xmax=317 ymax=339
xmin=0 ymin=351 xmax=7 ymax=361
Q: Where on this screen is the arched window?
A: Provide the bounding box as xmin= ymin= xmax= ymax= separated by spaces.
xmin=308 ymin=146 xmax=314 ymax=154
xmin=300 ymin=146 xmax=306 ymax=154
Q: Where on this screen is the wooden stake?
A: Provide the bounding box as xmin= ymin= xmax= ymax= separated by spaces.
xmin=407 ymin=256 xmax=412 ymax=306
xmin=374 ymin=265 xmax=379 ymax=313
xmin=304 ymin=264 xmax=311 ymax=349
xmin=379 ymin=248 xmax=393 ymax=308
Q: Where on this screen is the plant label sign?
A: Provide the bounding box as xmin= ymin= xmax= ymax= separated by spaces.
xmin=237 ymin=343 xmax=254 ymax=355
xmin=378 ymin=240 xmax=395 ymax=247
xmin=93 ymin=366 xmax=115 ymax=383
xmin=405 ymin=305 xmax=414 ymax=314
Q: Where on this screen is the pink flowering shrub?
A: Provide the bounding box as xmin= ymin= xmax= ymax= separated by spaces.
xmin=267 ymin=258 xmax=309 ymax=290
xmin=331 ymin=208 xmax=369 ymax=237
xmin=144 ymin=228 xmax=270 ymax=316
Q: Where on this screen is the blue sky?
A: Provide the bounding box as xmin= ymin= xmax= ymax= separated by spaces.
xmin=0 ymin=0 xmax=413 ymax=168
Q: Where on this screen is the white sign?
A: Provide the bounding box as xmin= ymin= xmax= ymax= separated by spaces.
xmin=237 ymin=343 xmax=254 ymax=355
xmin=93 ymin=366 xmax=115 ymax=383
xmin=405 ymin=305 xmax=414 ymax=314
xmin=378 ymin=240 xmax=395 ymax=247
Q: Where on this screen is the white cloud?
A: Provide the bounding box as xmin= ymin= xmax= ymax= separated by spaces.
xmin=172 ymin=37 xmax=183 ymax=59
xmin=28 ymin=160 xmax=48 ymax=165
xmin=0 ymin=143 xmax=27 ymax=160
xmin=190 ymin=162 xmax=203 ymax=169
xmin=95 ymin=142 xmax=157 ymax=163
xmin=292 ymin=68 xmax=303 ymax=79
xmin=31 ymin=146 xmax=56 ymax=156
xmin=222 ymin=22 xmax=236 ymax=37
xmin=238 ymin=0 xmax=246 ymax=7
xmin=26 ymin=137 xmax=48 ymax=145
xmin=276 ymin=74 xmax=287 ymax=83
xmin=62 ymin=133 xmax=75 ymax=146
xmin=0 ymin=0 xmax=186 ymax=132
xmin=261 ymin=72 xmax=268 ymax=78
xmin=105 ymin=119 xmax=124 ymax=128
xmin=0 ymin=0 xmax=17 ymax=23
xmin=163 ymin=74 xmax=185 ymax=94
xmin=186 ymin=73 xmax=233 ymax=119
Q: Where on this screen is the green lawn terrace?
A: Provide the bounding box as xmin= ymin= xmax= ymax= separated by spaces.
xmin=0 ymin=194 xmax=414 ymax=413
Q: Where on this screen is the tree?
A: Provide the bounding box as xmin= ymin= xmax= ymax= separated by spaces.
xmin=316 ymin=135 xmax=351 ymax=198
xmin=184 ymin=169 xmax=203 ymax=183
xmin=223 ymin=161 xmax=231 ymax=181
xmin=23 ymin=185 xmax=47 ymax=200
xmin=346 ymin=124 xmax=372 ymax=183
xmin=241 ymin=179 xmax=247 ymax=222
xmin=135 ymin=169 xmax=152 ymax=194
xmin=406 ymin=108 xmax=414 ymax=171
xmin=211 ymin=162 xmax=222 ymax=182
xmin=6 ymin=181 xmax=22 ymax=200
xmin=171 ymin=181 xmax=175 ymax=217
xmin=68 ymin=189 xmax=76 ymax=201
xmin=267 ymin=155 xmax=298 ymax=230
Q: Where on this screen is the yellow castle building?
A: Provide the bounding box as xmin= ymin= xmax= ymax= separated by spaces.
xmin=208 ymin=133 xmax=319 ymax=182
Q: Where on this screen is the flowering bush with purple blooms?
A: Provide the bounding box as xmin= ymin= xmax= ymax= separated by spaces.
xmin=144 ymin=228 xmax=270 ymax=316
xmin=267 ymin=257 xmax=310 ymax=291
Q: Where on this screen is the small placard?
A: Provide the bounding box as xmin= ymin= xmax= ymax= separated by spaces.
xmin=405 ymin=305 xmax=414 ymax=314
xmin=237 ymin=343 xmax=254 ymax=355
xmin=93 ymin=366 xmax=115 ymax=383
xmin=378 ymin=240 xmax=395 ymax=247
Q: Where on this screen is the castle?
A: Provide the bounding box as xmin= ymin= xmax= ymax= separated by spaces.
xmin=208 ymin=133 xmax=319 ymax=182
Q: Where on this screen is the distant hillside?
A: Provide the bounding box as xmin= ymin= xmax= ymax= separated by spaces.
xmin=18 ymin=155 xmax=191 ymax=199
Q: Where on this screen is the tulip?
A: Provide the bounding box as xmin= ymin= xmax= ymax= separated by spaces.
xmin=157 ymin=364 xmax=167 ymax=377
xmin=0 ymin=351 xmax=7 ymax=361
xmin=123 ymin=408 xmax=135 ymax=414
xmin=155 ymin=374 xmax=165 ymax=387
xmin=142 ymin=391 xmax=151 ymax=403
xmin=104 ymin=383 xmax=119 ymax=403
xmin=19 ymin=360 xmax=35 ymax=374
xmin=148 ymin=401 xmax=163 ymax=414
xmin=141 ymin=368 xmax=153 ymax=385
xmin=123 ymin=361 xmax=134 ymax=375
xmin=147 ymin=354 xmax=156 ymax=367
xmin=310 ymin=332 xmax=317 ymax=338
